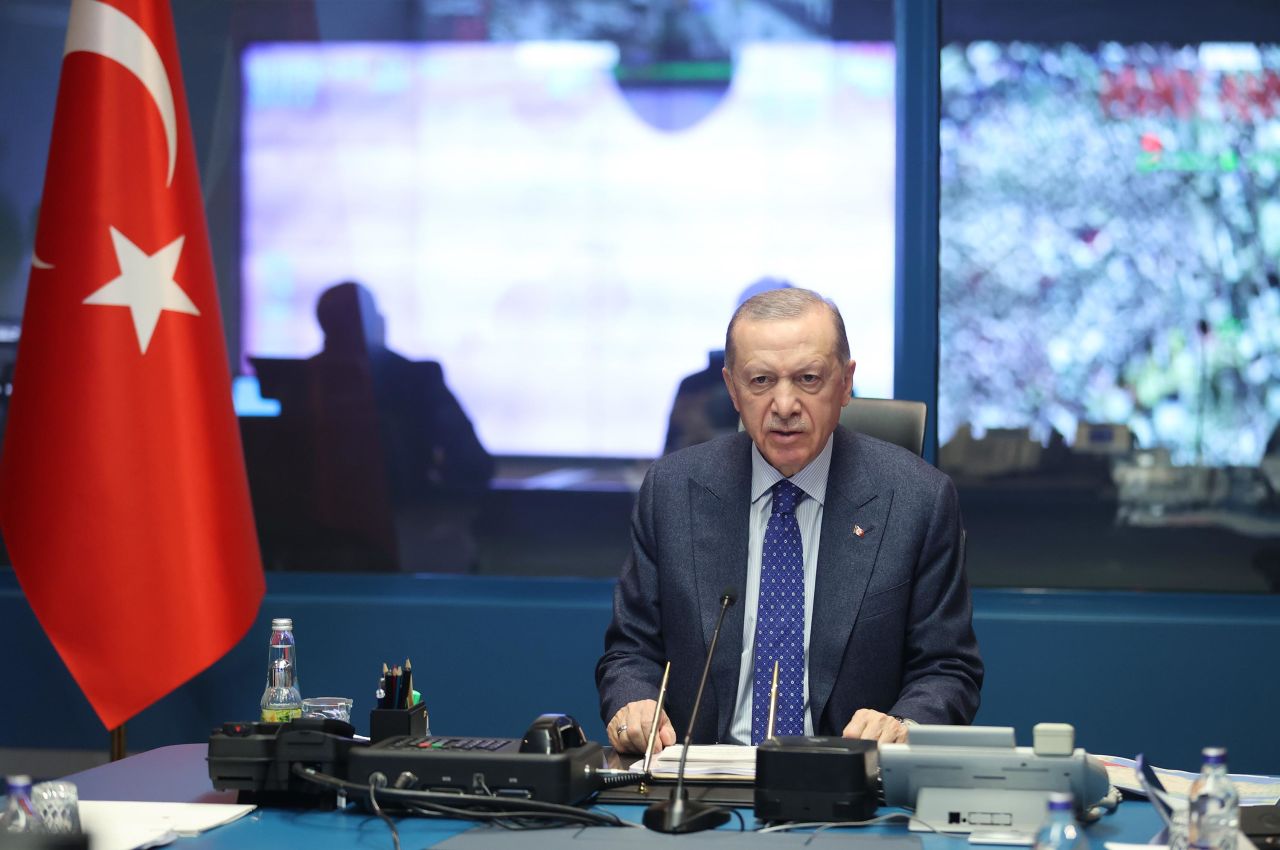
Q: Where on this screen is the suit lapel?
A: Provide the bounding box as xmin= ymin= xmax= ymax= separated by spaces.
xmin=690 ymin=434 xmax=751 ymax=741
xmin=808 ymin=428 xmax=892 ymax=729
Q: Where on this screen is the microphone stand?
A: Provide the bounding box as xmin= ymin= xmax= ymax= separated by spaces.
xmin=643 ymin=589 xmax=737 ymax=834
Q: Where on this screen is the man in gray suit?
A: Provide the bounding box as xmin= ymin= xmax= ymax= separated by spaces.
xmin=596 ymin=288 xmax=982 ymax=755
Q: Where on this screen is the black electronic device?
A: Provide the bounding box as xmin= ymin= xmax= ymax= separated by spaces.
xmin=754 ymin=736 xmax=879 ymax=822
xmin=208 ymin=718 xmax=361 ymax=807
xmin=643 ymin=587 xmax=738 ymax=835
xmin=520 ymin=712 xmax=588 ymax=754
xmin=209 ymin=713 xmax=616 ymax=808
xmin=346 ymin=733 xmax=605 ymax=805
xmin=1243 ymin=804 xmax=1280 ymax=848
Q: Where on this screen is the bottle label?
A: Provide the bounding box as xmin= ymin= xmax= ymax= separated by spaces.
xmin=261 ymin=707 xmax=302 ymax=722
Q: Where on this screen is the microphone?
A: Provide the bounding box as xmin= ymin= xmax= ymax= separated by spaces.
xmin=643 ymin=586 xmax=738 ymax=834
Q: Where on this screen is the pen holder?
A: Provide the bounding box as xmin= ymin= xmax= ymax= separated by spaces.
xmin=369 ymin=700 xmax=429 ymax=743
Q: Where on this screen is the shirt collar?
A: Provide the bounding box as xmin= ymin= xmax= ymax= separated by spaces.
xmin=750 ymin=432 xmax=834 ymax=506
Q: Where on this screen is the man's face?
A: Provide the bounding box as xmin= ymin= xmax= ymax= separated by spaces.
xmin=722 ymin=308 xmax=855 ymax=477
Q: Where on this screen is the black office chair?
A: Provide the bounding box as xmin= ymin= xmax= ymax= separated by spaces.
xmin=839 ymin=397 xmax=927 ymax=457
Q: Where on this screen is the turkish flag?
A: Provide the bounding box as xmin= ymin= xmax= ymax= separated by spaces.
xmin=0 ymin=0 xmax=264 ymax=730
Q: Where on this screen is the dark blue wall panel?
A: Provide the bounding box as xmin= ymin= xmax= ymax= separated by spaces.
xmin=3 ymin=572 xmax=1276 ymax=774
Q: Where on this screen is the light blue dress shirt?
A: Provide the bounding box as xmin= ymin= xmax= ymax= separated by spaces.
xmin=727 ymin=434 xmax=834 ymax=744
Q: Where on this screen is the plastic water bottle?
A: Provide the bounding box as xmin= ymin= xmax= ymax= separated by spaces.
xmin=1 ymin=775 xmax=43 ymax=833
xmin=1187 ymin=747 xmax=1239 ymax=850
xmin=260 ymin=617 xmax=302 ymax=722
xmin=1034 ymin=792 xmax=1088 ymax=850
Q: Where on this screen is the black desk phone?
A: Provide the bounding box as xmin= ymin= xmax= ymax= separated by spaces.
xmin=1244 ymin=804 xmax=1280 ymax=848
xmin=347 ymin=713 xmax=603 ymax=803
xmin=520 ymin=712 xmax=588 ymax=753
xmin=209 ymin=712 xmax=603 ymax=806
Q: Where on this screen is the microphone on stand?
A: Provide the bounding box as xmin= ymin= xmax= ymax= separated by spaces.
xmin=643 ymin=587 xmax=738 ymax=834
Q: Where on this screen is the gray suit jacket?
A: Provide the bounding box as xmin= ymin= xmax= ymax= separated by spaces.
xmin=595 ymin=426 xmax=982 ymax=742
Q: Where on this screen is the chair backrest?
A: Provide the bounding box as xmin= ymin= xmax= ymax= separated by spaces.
xmin=840 ymin=397 xmax=927 ymax=457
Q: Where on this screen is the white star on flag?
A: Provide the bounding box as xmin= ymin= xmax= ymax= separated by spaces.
xmin=83 ymin=226 xmax=200 ymax=354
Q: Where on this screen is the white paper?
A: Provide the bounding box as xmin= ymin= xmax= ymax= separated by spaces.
xmin=633 ymin=744 xmax=757 ymax=779
xmin=1098 ymin=755 xmax=1280 ymax=806
xmin=1106 ymin=829 xmax=1259 ymax=850
xmin=78 ymin=801 xmax=256 ymax=850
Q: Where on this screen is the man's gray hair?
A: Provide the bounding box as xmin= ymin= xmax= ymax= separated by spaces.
xmin=724 ymin=287 xmax=850 ymax=371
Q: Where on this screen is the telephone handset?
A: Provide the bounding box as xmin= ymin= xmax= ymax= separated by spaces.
xmin=519 ymin=713 xmax=588 ymax=754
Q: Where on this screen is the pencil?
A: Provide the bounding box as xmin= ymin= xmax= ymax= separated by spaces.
xmin=766 ymin=659 xmax=780 ymax=740
xmin=403 ymin=658 xmax=413 ymax=709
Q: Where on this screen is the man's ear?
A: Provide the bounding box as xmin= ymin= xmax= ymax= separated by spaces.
xmin=722 ymin=367 xmax=741 ymax=413
xmin=841 ymin=359 xmax=857 ymax=406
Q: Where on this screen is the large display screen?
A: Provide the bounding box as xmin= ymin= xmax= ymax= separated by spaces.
xmin=939 ymin=42 xmax=1280 ymax=467
xmin=242 ymin=41 xmax=896 ymax=458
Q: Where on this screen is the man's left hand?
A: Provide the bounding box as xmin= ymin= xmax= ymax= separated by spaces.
xmin=842 ymin=709 xmax=907 ymax=744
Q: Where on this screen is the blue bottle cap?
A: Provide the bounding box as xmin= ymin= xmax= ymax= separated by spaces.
xmin=1047 ymin=792 xmax=1074 ymax=810
xmin=1202 ymin=747 xmax=1227 ymax=764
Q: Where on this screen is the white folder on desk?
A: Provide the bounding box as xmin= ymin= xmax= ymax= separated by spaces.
xmin=79 ymin=800 xmax=256 ymax=850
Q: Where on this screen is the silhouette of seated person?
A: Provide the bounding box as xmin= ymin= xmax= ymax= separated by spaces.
xmin=662 ymin=277 xmax=793 ymax=455
xmin=260 ymin=282 xmax=492 ymax=572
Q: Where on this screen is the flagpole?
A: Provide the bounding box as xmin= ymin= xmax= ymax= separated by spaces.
xmin=109 ymin=725 xmax=127 ymax=762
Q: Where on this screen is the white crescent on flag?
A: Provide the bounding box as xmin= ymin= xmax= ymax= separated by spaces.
xmin=64 ymin=0 xmax=178 ymax=187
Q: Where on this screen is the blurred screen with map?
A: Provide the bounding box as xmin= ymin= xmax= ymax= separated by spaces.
xmin=938 ymin=41 xmax=1280 ymax=590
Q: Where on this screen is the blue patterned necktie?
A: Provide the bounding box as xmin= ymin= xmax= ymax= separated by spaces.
xmin=752 ymin=479 xmax=806 ymax=744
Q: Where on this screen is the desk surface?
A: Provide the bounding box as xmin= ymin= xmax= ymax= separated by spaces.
xmin=64 ymin=744 xmax=1165 ymax=849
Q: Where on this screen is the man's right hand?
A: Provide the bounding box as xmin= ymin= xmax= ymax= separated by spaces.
xmin=607 ymin=700 xmax=676 ymax=755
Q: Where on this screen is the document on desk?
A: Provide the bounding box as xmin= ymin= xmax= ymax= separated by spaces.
xmin=439 ymin=826 xmax=924 ymax=848
xmin=78 ymin=800 xmax=256 ymax=850
xmin=632 ymin=744 xmax=756 ymax=780
xmin=1097 ymin=755 xmax=1280 ymax=806
xmin=1106 ymin=830 xmax=1261 ymax=850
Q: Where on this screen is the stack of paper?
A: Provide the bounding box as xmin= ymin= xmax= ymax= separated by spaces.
xmin=78 ymin=801 xmax=256 ymax=850
xmin=1097 ymin=756 xmax=1280 ymax=806
xmin=634 ymin=744 xmax=756 ymax=781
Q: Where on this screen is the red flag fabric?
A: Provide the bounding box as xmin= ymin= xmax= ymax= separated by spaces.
xmin=0 ymin=0 xmax=264 ymax=730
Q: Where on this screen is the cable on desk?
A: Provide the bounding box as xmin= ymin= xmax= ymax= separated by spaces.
xmin=591 ymin=769 xmax=648 ymax=789
xmin=757 ymin=811 xmax=953 ymax=841
xmin=401 ymin=802 xmax=640 ymax=831
xmin=292 ymin=764 xmax=634 ymax=830
xmin=366 ymin=773 xmax=402 ymax=850
xmin=391 ymin=794 xmax=624 ymax=829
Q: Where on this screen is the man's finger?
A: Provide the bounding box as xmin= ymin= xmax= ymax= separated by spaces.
xmin=611 ymin=704 xmax=642 ymax=753
xmin=880 ymin=718 xmax=906 ymax=744
xmin=657 ymin=712 xmax=677 ymax=748
xmin=637 ymin=716 xmax=654 ymax=749
xmin=843 ymin=709 xmax=871 ymax=738
xmin=627 ymin=716 xmax=650 ymax=753
xmin=608 ymin=708 xmax=626 ymax=750
xmin=871 ymin=717 xmax=898 ymax=744
xmin=859 ymin=715 xmax=884 ymax=741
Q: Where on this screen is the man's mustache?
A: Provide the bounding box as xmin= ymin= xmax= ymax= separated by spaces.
xmin=768 ymin=418 xmax=807 ymax=432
